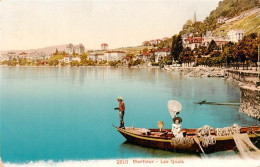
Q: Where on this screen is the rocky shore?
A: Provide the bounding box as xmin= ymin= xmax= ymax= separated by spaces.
xmin=184 ymin=67 xmax=225 ymax=77
xmin=175 ymin=67 xmax=226 ymax=77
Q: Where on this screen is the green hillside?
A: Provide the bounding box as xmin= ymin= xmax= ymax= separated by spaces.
xmin=213 ymin=11 xmax=260 ymax=36
xmin=204 ymin=0 xmax=260 ymax=29
xmin=180 ymin=0 xmax=260 ymax=35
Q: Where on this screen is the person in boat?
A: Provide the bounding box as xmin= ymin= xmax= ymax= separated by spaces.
xmin=172 ymin=117 xmax=183 ymax=138
xmin=114 ymin=96 xmax=125 ymax=128
xmin=199 ymin=100 xmax=206 ymax=105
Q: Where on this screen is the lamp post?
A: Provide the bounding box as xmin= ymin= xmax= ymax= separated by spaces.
xmin=255 ymin=34 xmax=259 ymax=85
xmin=256 ymin=13 xmax=260 ymax=76
xmin=258 ymin=13 xmax=260 ymax=74
xmin=258 ymin=31 xmax=260 ymax=75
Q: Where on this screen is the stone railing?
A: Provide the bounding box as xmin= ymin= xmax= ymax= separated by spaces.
xmin=226 ymin=69 xmax=260 ymax=119
xmin=225 ymin=69 xmax=260 ymax=86
xmin=239 ymin=87 xmax=260 ymax=119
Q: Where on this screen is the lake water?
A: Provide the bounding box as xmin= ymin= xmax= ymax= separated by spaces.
xmin=0 ymin=67 xmax=258 ymax=164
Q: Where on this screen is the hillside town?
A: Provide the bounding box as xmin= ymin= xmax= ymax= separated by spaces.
xmin=0 ymin=27 xmax=247 ymax=67
xmin=0 ymin=5 xmax=259 ymax=69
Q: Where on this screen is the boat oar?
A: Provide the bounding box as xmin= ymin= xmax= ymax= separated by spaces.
xmin=193 ymin=136 xmax=207 ymax=157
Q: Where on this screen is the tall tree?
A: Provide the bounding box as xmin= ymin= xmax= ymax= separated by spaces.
xmin=171 ymin=34 xmax=183 ymax=61
xmin=54 ymin=48 xmax=59 ymax=55
xmin=80 ymin=53 xmax=88 ymax=64
xmin=220 ymin=42 xmax=236 ymax=68
xmin=244 ymin=33 xmax=259 ymax=70
xmin=207 ymin=40 xmax=217 ymax=54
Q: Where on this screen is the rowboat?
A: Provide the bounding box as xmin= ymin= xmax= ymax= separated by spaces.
xmin=113 ymin=125 xmax=260 ymax=153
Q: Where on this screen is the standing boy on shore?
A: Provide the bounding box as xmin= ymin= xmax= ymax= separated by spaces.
xmin=114 ymin=96 xmax=125 ymax=128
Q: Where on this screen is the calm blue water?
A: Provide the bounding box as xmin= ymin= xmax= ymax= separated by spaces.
xmin=0 ymin=67 xmax=258 ymax=163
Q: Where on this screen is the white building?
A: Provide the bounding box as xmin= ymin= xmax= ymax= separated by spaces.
xmin=7 ymin=52 xmax=16 ymax=60
xmin=137 ymin=53 xmax=152 ymax=62
xmin=96 ymin=54 xmax=105 ymax=62
xmin=18 ymin=52 xmax=30 ymax=60
xmin=101 ymin=43 xmax=108 ymax=50
xmin=63 ymin=55 xmax=71 ymax=63
xmin=74 ymin=44 xmax=85 ymax=55
xmin=202 ymin=31 xmax=214 ymax=46
xmin=29 ymin=51 xmax=46 ymax=61
xmin=65 ymin=44 xmax=74 ymax=55
xmin=182 ymin=31 xmax=232 ymax=50
xmin=65 ymin=43 xmax=85 ymax=55
xmin=71 ymin=56 xmax=81 ymax=62
xmin=202 ymin=31 xmax=229 ymax=48
xmin=155 ymin=48 xmax=170 ymax=63
xmin=88 ymin=53 xmax=105 ymax=62
xmin=88 ymin=54 xmax=96 ymax=61
xmin=217 ymin=16 xmax=228 ymax=24
xmin=227 ymin=29 xmax=245 ymax=43
xmin=104 ymin=51 xmax=126 ymax=61
xmin=154 ymin=39 xmax=162 ymax=45
xmin=0 ymin=54 xmax=10 ymax=62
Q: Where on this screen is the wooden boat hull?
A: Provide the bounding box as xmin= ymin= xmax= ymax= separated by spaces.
xmin=114 ymin=126 xmax=260 ymax=153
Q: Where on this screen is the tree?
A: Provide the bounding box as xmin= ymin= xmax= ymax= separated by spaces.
xmin=142 ymin=48 xmax=148 ymax=54
xmin=126 ymin=53 xmax=135 ymax=59
xmin=179 ymin=47 xmax=193 ymax=66
xmin=157 ymin=38 xmax=173 ymax=50
xmin=244 ymin=33 xmax=259 ymax=70
xmin=48 ymin=59 xmax=59 ymax=66
xmin=70 ymin=60 xmax=80 ymax=67
xmin=54 ymin=48 xmax=59 ymax=55
xmin=207 ymin=40 xmax=217 ymax=54
xmin=171 ymin=34 xmax=183 ymax=62
xmin=220 ymin=42 xmax=236 ymax=68
xmin=80 ymin=53 xmax=88 ymax=65
xmin=233 ymin=33 xmax=259 ymax=70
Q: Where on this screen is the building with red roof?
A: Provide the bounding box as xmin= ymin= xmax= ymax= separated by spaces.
xmin=182 ymin=33 xmax=204 ymax=50
xmin=101 ymin=43 xmax=108 ymax=50
xmin=155 ymin=48 xmax=171 ymax=63
xmin=19 ymin=52 xmax=28 ymax=55
xmin=142 ymin=41 xmax=152 ymax=46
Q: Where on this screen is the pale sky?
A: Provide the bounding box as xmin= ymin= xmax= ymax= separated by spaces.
xmin=0 ymin=0 xmax=220 ymax=50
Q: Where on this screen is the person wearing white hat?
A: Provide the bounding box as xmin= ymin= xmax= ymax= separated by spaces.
xmin=114 ymin=96 xmax=125 ymax=128
xmin=172 ymin=117 xmax=183 ymax=138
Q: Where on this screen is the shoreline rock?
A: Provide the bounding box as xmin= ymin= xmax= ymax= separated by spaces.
xmin=179 ymin=67 xmax=226 ymax=77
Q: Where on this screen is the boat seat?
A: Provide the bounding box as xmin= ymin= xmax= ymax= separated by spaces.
xmin=186 ymin=131 xmax=196 ymax=136
xmin=159 ymin=131 xmax=168 ymax=136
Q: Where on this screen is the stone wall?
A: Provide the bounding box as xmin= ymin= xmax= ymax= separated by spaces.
xmin=239 ymin=87 xmax=260 ymax=119
xmin=226 ymin=69 xmax=260 ymax=119
xmin=226 ymin=69 xmax=260 ymax=86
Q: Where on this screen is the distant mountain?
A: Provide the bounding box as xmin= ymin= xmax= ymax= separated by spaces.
xmin=1 ymin=45 xmax=67 ymax=55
